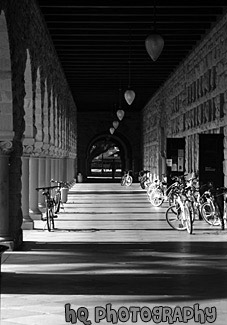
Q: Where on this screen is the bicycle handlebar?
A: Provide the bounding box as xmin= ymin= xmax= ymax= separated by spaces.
xmin=50 ymin=179 xmax=69 ymax=187
xmin=36 ymin=186 xmax=58 ymax=191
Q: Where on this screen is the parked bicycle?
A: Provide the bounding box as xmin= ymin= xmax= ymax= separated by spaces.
xmin=121 ymin=170 xmax=133 ymax=186
xmin=50 ymin=179 xmax=69 ymax=213
xmin=201 ymin=185 xmax=226 ymax=229
xmin=166 ymin=177 xmax=225 ymax=234
xmin=138 ymin=170 xmax=151 ymax=189
xmin=36 ymin=186 xmax=58 ymax=231
xmin=147 ymin=175 xmax=184 ymax=207
xmin=166 ymin=180 xmax=194 ymax=234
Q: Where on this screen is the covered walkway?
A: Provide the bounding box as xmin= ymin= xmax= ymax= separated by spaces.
xmin=1 ymin=183 xmax=227 ymax=324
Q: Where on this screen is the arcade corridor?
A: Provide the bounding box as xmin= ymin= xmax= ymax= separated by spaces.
xmin=1 ymin=2 xmax=227 ymax=324
xmin=1 ymin=1 xmax=227 ymax=250
xmin=1 ymin=183 xmax=227 ymax=324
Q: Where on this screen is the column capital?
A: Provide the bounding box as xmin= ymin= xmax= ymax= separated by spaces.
xmin=23 ymin=144 xmax=34 ymax=156
xmin=41 ymin=143 xmax=50 ymax=157
xmin=0 ymin=140 xmax=13 ymax=155
xmin=69 ymin=152 xmax=77 ymax=159
xmin=30 ymin=141 xmax=44 ymax=157
xmin=49 ymin=145 xmax=56 ymax=157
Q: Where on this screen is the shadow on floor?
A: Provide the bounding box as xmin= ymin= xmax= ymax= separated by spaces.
xmin=1 ymin=241 xmax=227 ymax=303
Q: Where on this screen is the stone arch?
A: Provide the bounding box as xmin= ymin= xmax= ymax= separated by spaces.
xmin=0 ymin=9 xmax=14 ymax=246
xmin=23 ymin=49 xmax=33 ymax=141
xmin=0 ymin=10 xmax=14 ymax=142
xmin=35 ymin=67 xmax=43 ymax=143
xmin=85 ymin=131 xmax=133 ymax=180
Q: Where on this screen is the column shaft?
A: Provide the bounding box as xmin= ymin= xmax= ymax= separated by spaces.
xmin=38 ymin=157 xmax=46 ymax=208
xmin=55 ymin=158 xmax=59 ymax=180
xmin=21 ymin=156 xmax=33 ymax=229
xmin=66 ymin=158 xmax=71 ymax=182
xmin=51 ymin=158 xmax=55 ymax=180
xmin=29 ymin=157 xmax=42 ymax=219
xmin=59 ymin=158 xmax=64 ymax=181
xmin=62 ymin=157 xmax=67 ymax=182
xmin=0 ymin=155 xmax=12 ymax=241
xmin=45 ymin=157 xmax=51 ymax=186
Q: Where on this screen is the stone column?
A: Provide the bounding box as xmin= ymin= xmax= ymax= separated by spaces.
xmin=21 ymin=156 xmax=33 ymax=230
xmin=55 ymin=158 xmax=59 ymax=180
xmin=45 ymin=157 xmax=51 ymax=186
xmin=59 ymin=158 xmax=64 ymax=181
xmin=67 ymin=158 xmax=72 ymax=182
xmin=38 ymin=157 xmax=46 ymax=208
xmin=0 ymin=143 xmax=13 ymax=244
xmin=72 ymin=158 xmax=75 ymax=181
xmin=29 ymin=156 xmax=42 ymax=219
xmin=62 ymin=157 xmax=67 ymax=182
xmin=51 ymin=158 xmax=55 ymax=180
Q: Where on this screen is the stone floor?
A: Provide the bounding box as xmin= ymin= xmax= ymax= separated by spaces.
xmin=1 ymin=182 xmax=227 ymax=325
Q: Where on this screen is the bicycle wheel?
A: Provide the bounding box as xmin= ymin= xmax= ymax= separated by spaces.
xmin=200 ymin=201 xmax=216 ymax=225
xmin=167 ymin=191 xmax=177 ymax=207
xmin=166 ymin=204 xmax=187 ymax=231
xmin=46 ymin=208 xmax=55 ymax=231
xmin=54 ymin=192 xmax=61 ymax=213
xmin=212 ymin=201 xmax=225 ymax=230
xmin=183 ymin=203 xmax=193 ymax=234
xmin=125 ymin=175 xmax=133 ymax=186
xmin=149 ymin=188 xmax=164 ymax=207
xmin=140 ymin=181 xmax=145 ymax=189
xmin=121 ymin=177 xmax=126 ymax=186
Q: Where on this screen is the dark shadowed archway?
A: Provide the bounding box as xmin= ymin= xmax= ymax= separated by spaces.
xmin=85 ymin=132 xmax=132 ymax=182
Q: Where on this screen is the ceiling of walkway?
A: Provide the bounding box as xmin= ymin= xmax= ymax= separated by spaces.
xmin=37 ymin=1 xmax=227 ymax=112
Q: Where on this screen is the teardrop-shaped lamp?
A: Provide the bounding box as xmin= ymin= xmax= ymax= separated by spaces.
xmin=124 ymin=89 xmax=135 ymax=105
xmin=109 ymin=127 xmax=115 ymax=135
xmin=117 ymin=109 xmax=125 ymax=121
xmin=113 ymin=120 xmax=119 ymax=129
xmin=145 ymin=33 xmax=164 ymax=62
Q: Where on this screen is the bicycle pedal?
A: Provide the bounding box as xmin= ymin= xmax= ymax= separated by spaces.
xmin=53 ymin=215 xmax=58 ymax=218
xmin=41 ymin=217 xmax=47 ymax=221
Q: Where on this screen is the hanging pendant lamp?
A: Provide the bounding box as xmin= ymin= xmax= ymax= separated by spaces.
xmin=113 ymin=120 xmax=119 ymax=129
xmin=109 ymin=127 xmax=115 ymax=135
xmin=145 ymin=1 xmax=164 ymax=62
xmin=124 ymin=31 xmax=135 ymax=105
xmin=145 ymin=33 xmax=164 ymax=62
xmin=124 ymin=89 xmax=135 ymax=105
xmin=116 ymin=85 xmax=125 ymax=121
xmin=117 ymin=109 xmax=125 ymax=121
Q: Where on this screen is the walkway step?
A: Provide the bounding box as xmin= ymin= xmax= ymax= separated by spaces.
xmin=1 ymin=182 xmax=227 ymax=325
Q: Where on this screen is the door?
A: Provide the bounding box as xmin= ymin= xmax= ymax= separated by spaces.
xmin=199 ymin=134 xmax=224 ymax=188
xmin=166 ymin=138 xmax=185 ymax=185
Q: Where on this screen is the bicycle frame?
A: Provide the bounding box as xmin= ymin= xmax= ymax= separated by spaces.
xmin=50 ymin=179 xmax=69 ymax=212
xmin=121 ymin=170 xmax=133 ymax=186
xmin=36 ymin=186 xmax=58 ymax=231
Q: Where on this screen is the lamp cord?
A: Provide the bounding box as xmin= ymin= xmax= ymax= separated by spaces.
xmin=128 ymin=29 xmax=132 ymax=89
xmin=153 ymin=0 xmax=157 ymax=32
xmin=119 ymin=82 xmax=122 ymax=109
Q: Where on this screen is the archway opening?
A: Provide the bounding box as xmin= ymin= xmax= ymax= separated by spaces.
xmin=88 ymin=137 xmax=123 ymax=181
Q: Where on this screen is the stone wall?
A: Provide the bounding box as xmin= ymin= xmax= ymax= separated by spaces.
xmin=0 ymin=0 xmax=77 ymax=249
xmin=142 ymin=11 xmax=227 ymax=184
xmin=77 ymin=110 xmax=142 ymax=179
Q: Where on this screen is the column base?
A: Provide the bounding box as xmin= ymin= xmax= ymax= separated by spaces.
xmin=0 ymin=238 xmax=14 ymax=251
xmin=29 ymin=209 xmax=42 ymax=220
xmin=22 ymin=218 xmax=34 ymax=230
xmin=38 ymin=203 xmax=46 ymax=209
